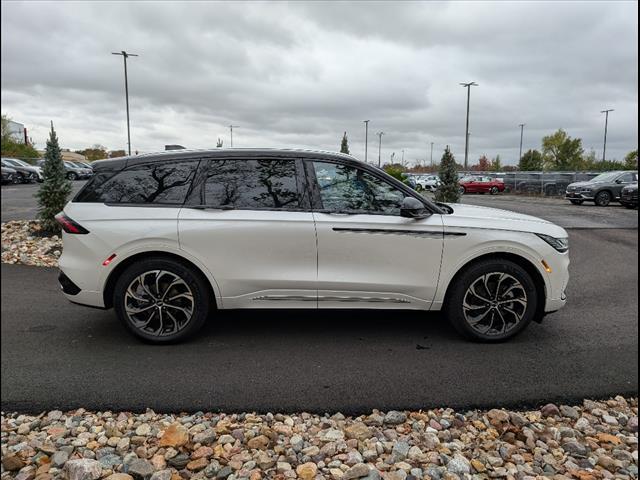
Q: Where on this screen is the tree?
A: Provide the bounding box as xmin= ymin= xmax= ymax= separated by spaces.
xmin=36 ymin=122 xmax=72 ymax=234
xmin=519 ymin=149 xmax=543 ymax=171
xmin=109 ymin=150 xmax=127 ymax=158
xmin=472 ymin=155 xmax=490 ymax=171
xmin=340 ymin=132 xmax=350 ymax=154
xmin=541 ymin=129 xmax=584 ymax=170
xmin=435 ymin=146 xmax=460 ymax=203
xmin=490 ymin=154 xmax=502 ymax=171
xmin=216 ymin=138 xmax=224 ymax=148
xmin=624 ymin=150 xmax=638 ymax=170
xmin=79 ymin=145 xmax=108 ymax=161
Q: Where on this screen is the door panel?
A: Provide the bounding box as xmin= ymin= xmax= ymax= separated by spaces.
xmin=178 ymin=157 xmax=318 ymax=309
xmin=178 ymin=209 xmax=317 ymax=308
xmin=313 ymin=213 xmax=444 ymax=309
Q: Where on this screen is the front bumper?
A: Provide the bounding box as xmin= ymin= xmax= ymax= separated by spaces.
xmin=565 ymin=191 xmax=594 ymax=200
xmin=620 ymin=192 xmax=638 ymax=206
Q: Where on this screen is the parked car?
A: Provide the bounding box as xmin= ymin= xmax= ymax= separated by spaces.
xmin=1 ymin=158 xmax=42 ymax=183
xmin=1 ymin=165 xmax=18 ymax=184
xmin=619 ymin=182 xmax=638 ymax=209
xmin=57 ymin=148 xmax=570 ymax=344
xmin=69 ymin=161 xmax=94 ymax=174
xmin=63 ymin=161 xmax=92 ymax=180
xmin=459 ymin=176 xmax=505 ymax=195
xmin=565 ymin=170 xmax=639 ymax=206
xmin=414 ymin=175 xmax=441 ymax=192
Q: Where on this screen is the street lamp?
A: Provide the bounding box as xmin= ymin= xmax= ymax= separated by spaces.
xmin=376 ymin=132 xmax=384 ymax=167
xmin=112 ymin=51 xmax=139 ymax=156
xmin=601 ymin=109 xmax=614 ymax=162
xmin=229 ymin=125 xmax=239 ymax=147
xmin=430 ymin=142 xmax=434 ymax=169
xmin=518 ymin=124 xmax=525 ymax=164
xmin=363 ymin=120 xmax=370 ymax=163
xmin=460 ymin=82 xmax=478 ymax=170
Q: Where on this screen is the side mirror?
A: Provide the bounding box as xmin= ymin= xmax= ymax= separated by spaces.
xmin=401 ymin=197 xmax=430 ymax=219
xmin=615 ymin=179 xmax=624 ymax=184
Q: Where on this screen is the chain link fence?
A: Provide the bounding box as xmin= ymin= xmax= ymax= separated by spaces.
xmin=456 ymin=171 xmax=602 ymax=196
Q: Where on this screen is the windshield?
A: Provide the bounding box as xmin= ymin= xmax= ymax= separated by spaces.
xmin=590 ymin=171 xmax=621 ymax=183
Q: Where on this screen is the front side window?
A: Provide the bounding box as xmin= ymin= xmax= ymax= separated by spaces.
xmin=311 ymin=161 xmax=406 ymax=215
xmin=75 ymin=160 xmax=198 ymax=204
xmin=619 ymin=173 xmax=637 ymax=183
xmin=204 ymin=159 xmax=301 ymax=210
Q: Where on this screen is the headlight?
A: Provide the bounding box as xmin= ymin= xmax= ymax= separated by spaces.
xmin=536 ymin=233 xmax=569 ymax=253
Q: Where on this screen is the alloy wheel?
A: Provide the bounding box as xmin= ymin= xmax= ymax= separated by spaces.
xmin=595 ymin=191 xmax=611 ymax=207
xmin=462 ymin=272 xmax=528 ymax=336
xmin=124 ymin=270 xmax=194 ymax=337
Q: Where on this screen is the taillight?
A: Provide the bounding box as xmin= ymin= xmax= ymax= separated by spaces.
xmin=55 ymin=213 xmax=89 ymax=234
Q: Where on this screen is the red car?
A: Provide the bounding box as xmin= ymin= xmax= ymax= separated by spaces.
xmin=459 ymin=176 xmax=506 ymax=195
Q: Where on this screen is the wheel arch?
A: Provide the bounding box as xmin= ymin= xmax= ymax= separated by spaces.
xmin=442 ymin=252 xmax=547 ymax=323
xmin=103 ymin=251 xmax=219 ymax=310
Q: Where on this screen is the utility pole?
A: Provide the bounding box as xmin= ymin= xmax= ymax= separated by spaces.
xmin=112 ymin=51 xmax=139 ymax=156
xmin=430 ymin=142 xmax=434 ymax=169
xmin=376 ymin=132 xmax=384 ymax=167
xmin=229 ymin=125 xmax=239 ymax=147
xmin=363 ymin=120 xmax=370 ymax=163
xmin=401 ymin=149 xmax=405 ymax=166
xmin=518 ymin=123 xmax=525 ymax=165
xmin=460 ymin=82 xmax=478 ymax=170
xmin=601 ymin=109 xmax=614 ymax=162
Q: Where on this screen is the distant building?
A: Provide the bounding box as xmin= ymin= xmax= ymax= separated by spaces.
xmin=7 ymin=120 xmax=27 ymax=144
xmin=37 ymin=149 xmax=87 ymax=162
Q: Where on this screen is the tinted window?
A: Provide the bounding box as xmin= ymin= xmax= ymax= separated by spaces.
xmin=312 ymin=161 xmax=406 ymax=215
xmin=75 ymin=160 xmax=198 ymax=204
xmin=204 ymin=159 xmax=300 ymax=209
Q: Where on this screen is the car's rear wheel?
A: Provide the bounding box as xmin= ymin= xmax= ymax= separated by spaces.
xmin=569 ymin=200 xmax=583 ymax=205
xmin=444 ymin=259 xmax=538 ymax=342
xmin=113 ymin=257 xmax=211 ymax=343
xmin=624 ymin=204 xmax=636 ymax=209
xmin=490 ymin=186 xmax=499 ymax=195
xmin=67 ymin=172 xmax=78 ymax=181
xmin=12 ymin=174 xmax=22 ymax=184
xmin=415 ymin=184 xmax=424 ymax=192
xmin=595 ymin=190 xmax=611 ymax=207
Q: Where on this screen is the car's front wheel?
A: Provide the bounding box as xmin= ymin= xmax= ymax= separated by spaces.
xmin=67 ymin=172 xmax=78 ymax=181
xmin=595 ymin=190 xmax=611 ymax=207
xmin=490 ymin=186 xmax=499 ymax=195
xmin=444 ymin=259 xmax=538 ymax=342
xmin=113 ymin=257 xmax=211 ymax=343
xmin=459 ymin=186 xmax=466 ymax=195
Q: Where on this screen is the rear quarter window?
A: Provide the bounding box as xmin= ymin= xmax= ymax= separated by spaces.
xmin=74 ymin=160 xmax=199 ymax=205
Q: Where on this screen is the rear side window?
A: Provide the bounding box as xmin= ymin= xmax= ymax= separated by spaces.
xmin=204 ymin=159 xmax=301 ymax=210
xmin=75 ymin=160 xmax=198 ymax=204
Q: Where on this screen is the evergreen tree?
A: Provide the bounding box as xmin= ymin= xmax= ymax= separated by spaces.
xmin=491 ymin=154 xmax=502 ymax=171
xmin=36 ymin=122 xmax=72 ymax=234
xmin=340 ymin=132 xmax=350 ymax=154
xmin=435 ymin=146 xmax=460 ymax=203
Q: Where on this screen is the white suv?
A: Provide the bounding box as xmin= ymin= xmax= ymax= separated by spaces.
xmin=57 ymin=149 xmax=569 ymax=343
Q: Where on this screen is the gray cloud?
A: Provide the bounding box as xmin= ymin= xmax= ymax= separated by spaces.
xmin=1 ymin=0 xmax=637 ymax=165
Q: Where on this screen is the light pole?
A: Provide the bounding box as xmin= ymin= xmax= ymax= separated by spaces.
xmin=376 ymin=131 xmax=384 ymax=167
xmin=401 ymin=149 xmax=405 ymax=166
xmin=112 ymin=51 xmax=139 ymax=156
xmin=460 ymin=82 xmax=478 ymax=170
xmin=518 ymin=123 xmax=525 ymax=164
xmin=430 ymin=142 xmax=434 ymax=169
xmin=363 ymin=120 xmax=370 ymax=163
xmin=229 ymin=125 xmax=239 ymax=147
xmin=601 ymin=109 xmax=614 ymax=162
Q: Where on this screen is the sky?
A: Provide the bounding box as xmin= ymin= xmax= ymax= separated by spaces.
xmin=1 ymin=1 xmax=638 ymax=166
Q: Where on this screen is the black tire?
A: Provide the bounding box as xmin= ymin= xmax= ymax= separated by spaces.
xmin=415 ymin=184 xmax=424 ymax=192
xmin=569 ymin=200 xmax=583 ymax=205
xmin=594 ymin=190 xmax=611 ymax=207
xmin=12 ymin=174 xmax=22 ymax=184
xmin=113 ymin=257 xmax=211 ymax=343
xmin=443 ymin=259 xmax=538 ymax=342
xmin=624 ymin=204 xmax=637 ymax=209
xmin=459 ymin=186 xmax=466 ymax=195
xmin=67 ymin=172 xmax=78 ymax=181
xmin=490 ymin=186 xmax=499 ymax=195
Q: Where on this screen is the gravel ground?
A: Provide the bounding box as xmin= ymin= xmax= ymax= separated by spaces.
xmin=1 ymin=221 xmax=61 ymax=267
xmin=2 ymin=398 xmax=638 ymax=480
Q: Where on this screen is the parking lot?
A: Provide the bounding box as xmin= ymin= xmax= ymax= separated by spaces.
xmin=0 ymin=184 xmax=637 ymax=412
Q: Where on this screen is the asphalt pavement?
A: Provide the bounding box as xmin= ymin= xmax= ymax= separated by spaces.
xmin=1 ymin=228 xmax=637 ymax=413
xmin=1 ymin=181 xmax=86 ymax=222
